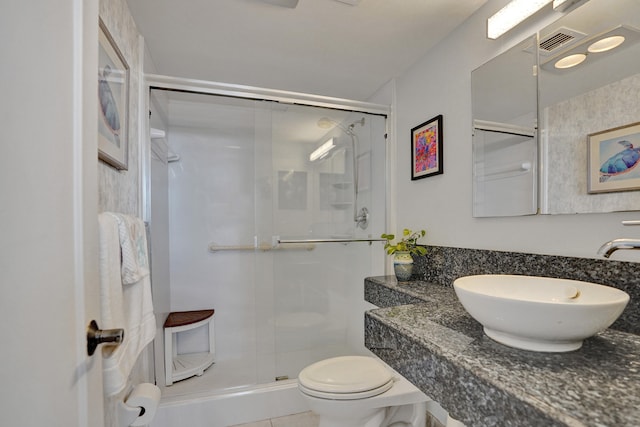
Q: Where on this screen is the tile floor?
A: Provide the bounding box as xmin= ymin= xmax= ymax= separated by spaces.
xmin=229 ymin=408 xmax=449 ymax=427
xmin=230 ymin=411 xmax=319 ymax=427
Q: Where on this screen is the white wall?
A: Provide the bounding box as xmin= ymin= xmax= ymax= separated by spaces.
xmin=394 ymin=0 xmax=640 ymax=260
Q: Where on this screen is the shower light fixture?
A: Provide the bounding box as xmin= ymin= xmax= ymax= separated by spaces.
xmin=487 ymin=0 xmax=552 ymax=39
xmin=310 ymin=138 xmax=335 ymax=162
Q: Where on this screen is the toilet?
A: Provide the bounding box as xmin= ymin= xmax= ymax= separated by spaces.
xmin=297 ymin=355 xmax=428 ymax=427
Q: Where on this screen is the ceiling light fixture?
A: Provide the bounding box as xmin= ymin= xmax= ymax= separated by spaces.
xmin=309 ymin=138 xmax=335 ymax=162
xmin=541 ymin=25 xmax=639 ymax=73
xmin=554 ymin=53 xmax=587 ymax=69
xmin=260 ymin=0 xmax=299 ymax=8
xmin=487 ymin=0 xmax=552 ymax=40
xmin=552 ymin=0 xmax=587 ymax=12
xmin=588 ymin=35 xmax=625 ymax=53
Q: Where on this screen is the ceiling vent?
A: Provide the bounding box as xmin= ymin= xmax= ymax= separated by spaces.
xmin=538 ymin=27 xmax=587 ymax=55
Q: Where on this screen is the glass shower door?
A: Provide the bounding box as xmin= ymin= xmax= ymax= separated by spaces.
xmin=151 ymin=87 xmax=386 ymax=393
xmin=257 ymin=103 xmax=387 ymax=382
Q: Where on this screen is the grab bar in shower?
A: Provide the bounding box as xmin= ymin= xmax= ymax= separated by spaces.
xmin=208 ymin=242 xmax=315 ymax=252
xmin=209 ymin=237 xmax=385 ymax=252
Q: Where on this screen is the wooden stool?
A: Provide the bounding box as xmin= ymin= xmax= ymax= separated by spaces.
xmin=163 ymin=309 xmax=215 ymax=386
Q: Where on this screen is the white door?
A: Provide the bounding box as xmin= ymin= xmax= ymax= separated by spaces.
xmin=0 ymin=1 xmax=104 ymax=426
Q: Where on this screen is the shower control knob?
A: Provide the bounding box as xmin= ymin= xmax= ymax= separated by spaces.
xmin=356 ymin=207 xmax=369 ymax=230
xmin=86 ymin=320 xmax=125 ymax=356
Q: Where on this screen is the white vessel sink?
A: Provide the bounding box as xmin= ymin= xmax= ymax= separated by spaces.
xmin=453 ymin=275 xmax=629 ymax=352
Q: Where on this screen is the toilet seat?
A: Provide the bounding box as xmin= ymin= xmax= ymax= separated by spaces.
xmin=298 ymin=356 xmax=394 ymax=400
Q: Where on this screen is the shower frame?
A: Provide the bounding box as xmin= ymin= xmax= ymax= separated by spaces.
xmin=140 ymin=73 xmax=393 ymax=390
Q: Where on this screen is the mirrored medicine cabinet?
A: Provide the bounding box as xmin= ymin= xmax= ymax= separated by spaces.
xmin=472 ymin=0 xmax=640 ymax=217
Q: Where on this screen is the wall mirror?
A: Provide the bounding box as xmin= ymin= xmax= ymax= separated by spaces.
xmin=472 ymin=0 xmax=640 ymax=217
xmin=472 ymin=35 xmax=538 ymax=217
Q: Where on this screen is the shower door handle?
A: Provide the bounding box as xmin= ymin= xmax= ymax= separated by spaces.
xmin=86 ymin=320 xmax=125 ymax=356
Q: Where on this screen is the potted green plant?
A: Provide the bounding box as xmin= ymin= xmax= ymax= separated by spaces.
xmin=381 ymin=229 xmax=427 ymax=281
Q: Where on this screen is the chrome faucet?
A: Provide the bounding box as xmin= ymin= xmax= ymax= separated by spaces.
xmin=597 ymin=238 xmax=640 ymax=258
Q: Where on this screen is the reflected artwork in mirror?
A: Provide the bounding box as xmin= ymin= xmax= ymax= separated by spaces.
xmin=471 ymin=0 xmax=640 ymax=216
xmin=539 ymin=0 xmax=640 ymax=214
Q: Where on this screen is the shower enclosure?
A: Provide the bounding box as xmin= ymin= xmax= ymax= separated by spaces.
xmin=145 ymin=78 xmax=389 ymax=405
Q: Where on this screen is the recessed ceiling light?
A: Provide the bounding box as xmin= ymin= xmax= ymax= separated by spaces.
xmin=554 ymin=53 xmax=587 ymax=69
xmin=588 ymin=35 xmax=625 ymax=53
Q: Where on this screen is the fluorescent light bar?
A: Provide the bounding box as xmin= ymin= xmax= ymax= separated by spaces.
xmin=487 ymin=0 xmax=552 ymax=39
xmin=552 ymin=0 xmax=587 ymax=11
xmin=309 ymin=138 xmax=335 ymax=162
xmin=552 ymin=0 xmax=572 ymax=10
xmin=261 ymin=0 xmax=299 ymax=8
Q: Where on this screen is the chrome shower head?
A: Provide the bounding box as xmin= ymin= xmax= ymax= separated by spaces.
xmin=317 ymin=117 xmax=336 ymax=129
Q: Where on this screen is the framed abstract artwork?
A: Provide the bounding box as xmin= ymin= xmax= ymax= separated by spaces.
xmin=587 ymin=122 xmax=640 ymax=193
xmin=98 ymin=19 xmax=129 ymax=170
xmin=411 ymin=114 xmax=443 ymax=180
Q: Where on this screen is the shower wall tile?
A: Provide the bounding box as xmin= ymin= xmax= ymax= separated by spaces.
xmin=98 ymin=0 xmax=141 ymax=216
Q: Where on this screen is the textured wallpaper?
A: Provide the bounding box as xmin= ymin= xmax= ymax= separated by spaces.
xmin=98 ymin=1 xmax=147 ymax=425
xmin=543 ymin=73 xmax=640 ymax=214
xmin=98 ymin=0 xmax=140 ymax=216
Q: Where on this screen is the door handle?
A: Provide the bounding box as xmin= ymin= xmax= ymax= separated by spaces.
xmin=87 ymin=320 xmax=125 ymax=356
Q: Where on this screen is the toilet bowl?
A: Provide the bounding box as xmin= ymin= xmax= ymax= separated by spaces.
xmin=297 ymin=356 xmax=428 ymax=427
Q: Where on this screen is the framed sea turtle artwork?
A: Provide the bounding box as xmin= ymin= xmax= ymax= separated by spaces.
xmin=98 ymin=19 xmax=129 ymax=170
xmin=588 ymin=122 xmax=640 ymax=194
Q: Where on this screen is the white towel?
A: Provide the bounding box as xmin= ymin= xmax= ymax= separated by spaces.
xmin=114 ymin=214 xmax=150 ymax=285
xmin=98 ymin=212 xmax=156 ymax=397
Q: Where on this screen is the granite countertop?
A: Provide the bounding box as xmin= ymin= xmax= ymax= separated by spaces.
xmin=364 ymin=276 xmax=640 ymax=427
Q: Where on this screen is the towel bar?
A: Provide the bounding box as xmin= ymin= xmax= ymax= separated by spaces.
xmin=208 ymin=242 xmax=315 ymax=252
